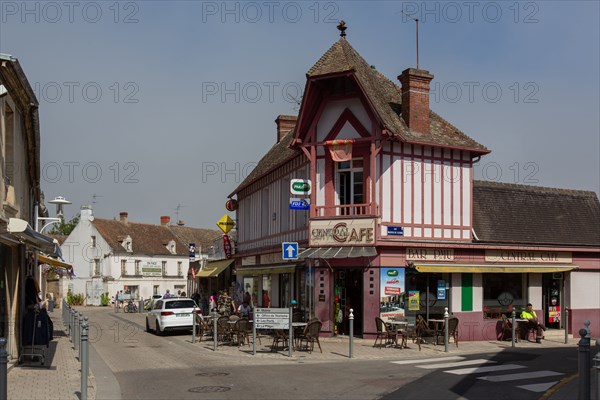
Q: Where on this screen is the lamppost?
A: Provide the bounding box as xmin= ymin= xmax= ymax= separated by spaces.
xmin=35 ymin=196 xmax=72 ymax=233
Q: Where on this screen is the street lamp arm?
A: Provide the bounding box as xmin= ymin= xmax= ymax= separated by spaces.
xmin=38 ymin=217 xmax=61 ymax=233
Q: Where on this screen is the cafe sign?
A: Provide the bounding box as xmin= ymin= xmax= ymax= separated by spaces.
xmin=485 ymin=250 xmax=572 ymax=263
xmin=309 ymin=218 xmax=375 ymax=246
xmin=406 ymin=247 xmax=454 ymax=261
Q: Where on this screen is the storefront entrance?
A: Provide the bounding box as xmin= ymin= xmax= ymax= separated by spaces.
xmin=543 ymin=273 xmax=563 ymax=329
xmin=333 ymin=268 xmax=363 ymax=336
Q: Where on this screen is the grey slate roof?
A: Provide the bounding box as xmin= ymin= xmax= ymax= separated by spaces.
xmin=473 ymin=180 xmax=600 ymax=246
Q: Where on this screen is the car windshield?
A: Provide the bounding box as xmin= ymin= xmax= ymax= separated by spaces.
xmin=165 ymin=300 xmax=196 ymax=309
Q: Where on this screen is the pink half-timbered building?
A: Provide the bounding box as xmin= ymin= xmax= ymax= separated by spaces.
xmin=231 ymin=31 xmax=600 ymax=340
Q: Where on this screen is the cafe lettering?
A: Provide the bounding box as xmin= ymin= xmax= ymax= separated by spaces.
xmin=485 ymin=250 xmax=572 ymax=263
xmin=309 ymin=219 xmax=375 ymax=246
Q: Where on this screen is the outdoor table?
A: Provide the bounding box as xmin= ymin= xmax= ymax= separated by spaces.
xmin=387 ymin=320 xmax=408 ymax=348
xmin=428 ymin=319 xmax=444 ymax=331
xmin=291 ymin=322 xmax=307 ymax=349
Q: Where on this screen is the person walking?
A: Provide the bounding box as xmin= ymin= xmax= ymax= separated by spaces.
xmin=164 ymin=289 xmax=172 ymax=299
xmin=117 ymin=290 xmax=124 ymax=309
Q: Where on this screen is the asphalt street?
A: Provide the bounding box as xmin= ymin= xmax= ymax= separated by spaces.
xmin=84 ymin=308 xmax=581 ymax=400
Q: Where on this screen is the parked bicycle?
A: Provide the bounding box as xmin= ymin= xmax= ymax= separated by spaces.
xmin=124 ymin=299 xmax=138 ymax=313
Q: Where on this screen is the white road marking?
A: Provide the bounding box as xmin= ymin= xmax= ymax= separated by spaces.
xmin=444 ymin=364 xmax=526 ymax=375
xmin=478 ymin=370 xmax=564 ymax=382
xmin=516 ymin=381 xmax=559 ymax=392
xmin=417 ymin=359 xmax=494 ymax=369
xmin=390 ymin=356 xmax=465 ymax=365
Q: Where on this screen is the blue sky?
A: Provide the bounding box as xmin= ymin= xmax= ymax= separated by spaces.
xmin=1 ymin=1 xmax=598 ymax=228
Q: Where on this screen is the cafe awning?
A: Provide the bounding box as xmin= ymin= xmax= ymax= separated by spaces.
xmin=197 ymin=259 xmax=234 ymax=278
xmin=7 ymin=218 xmax=62 ymax=257
xmin=298 ymin=246 xmax=377 ymax=259
xmin=413 ymin=263 xmax=577 ymax=273
xmin=38 ymin=254 xmax=72 ymax=270
xmin=235 ymin=264 xmax=297 ymax=276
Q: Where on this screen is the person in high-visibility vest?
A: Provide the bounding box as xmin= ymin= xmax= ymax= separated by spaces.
xmin=520 ymin=303 xmax=546 ymax=343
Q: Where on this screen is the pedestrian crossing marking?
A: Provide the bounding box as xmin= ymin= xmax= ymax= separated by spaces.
xmin=391 ymin=356 xmax=465 ymax=365
xmin=478 ymin=370 xmax=564 ymax=382
xmin=516 ymin=381 xmax=559 ymax=393
xmin=445 ymin=364 xmax=526 ymax=375
xmin=417 ymin=359 xmax=494 ymax=370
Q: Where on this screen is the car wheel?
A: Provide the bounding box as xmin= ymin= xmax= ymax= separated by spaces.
xmin=146 ymin=318 xmax=152 ymax=332
xmin=155 ymin=321 xmax=162 ymax=336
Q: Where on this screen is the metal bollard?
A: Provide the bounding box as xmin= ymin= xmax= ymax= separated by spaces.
xmin=192 ymin=307 xmax=197 ymax=344
xmin=578 ymin=322 xmax=591 ymax=400
xmin=288 ymin=308 xmax=293 ymax=358
xmin=444 ymin=307 xmax=449 ymax=353
xmin=73 ymin=312 xmax=79 ymax=352
xmin=139 ymin=298 xmax=144 ymax=314
xmin=1 ymin=337 xmax=8 ymax=400
xmin=511 ymin=310 xmax=516 ymax=348
xmin=80 ymin=317 xmax=89 ymax=400
xmin=70 ymin=309 xmax=76 ymax=340
xmin=349 ymin=308 xmax=354 ymax=358
xmin=213 ymin=311 xmax=218 ymax=352
xmin=564 ymin=307 xmax=569 ymax=344
xmin=78 ymin=312 xmax=84 ymax=359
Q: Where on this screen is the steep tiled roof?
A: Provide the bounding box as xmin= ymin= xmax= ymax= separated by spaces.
xmin=92 ymin=219 xmax=219 ymax=256
xmin=307 ymin=38 xmax=488 ymax=153
xmin=231 ymin=129 xmax=299 ymax=195
xmin=473 ymin=181 xmax=600 ymax=246
xmin=168 ymin=225 xmax=223 ymax=253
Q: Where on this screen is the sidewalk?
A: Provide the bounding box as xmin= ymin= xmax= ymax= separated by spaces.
xmin=6 ymin=309 xmax=96 ymax=400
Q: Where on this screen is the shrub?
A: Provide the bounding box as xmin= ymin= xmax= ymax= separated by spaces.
xmin=67 ymin=289 xmax=84 ymax=306
xmin=100 ymin=292 xmax=110 ymax=306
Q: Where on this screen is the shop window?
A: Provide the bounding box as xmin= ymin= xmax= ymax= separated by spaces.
xmin=243 ymin=276 xmax=259 ymax=307
xmin=262 ymin=275 xmax=272 ymax=307
xmin=279 ymin=273 xmax=291 ymax=307
xmin=483 ymin=273 xmax=525 ymax=319
xmin=404 ymin=272 xmax=450 ymax=320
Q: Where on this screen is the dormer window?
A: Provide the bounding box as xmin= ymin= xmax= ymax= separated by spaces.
xmin=118 ymin=235 xmax=133 ymax=252
xmin=166 ymin=240 xmax=176 ymax=254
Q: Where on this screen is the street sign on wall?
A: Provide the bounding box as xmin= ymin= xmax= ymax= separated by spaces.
xmin=289 ymin=198 xmax=310 ymax=210
xmin=282 ymin=242 xmax=298 ymax=260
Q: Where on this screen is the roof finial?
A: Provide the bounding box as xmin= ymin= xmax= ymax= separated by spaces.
xmin=337 ymin=20 xmax=347 ymax=37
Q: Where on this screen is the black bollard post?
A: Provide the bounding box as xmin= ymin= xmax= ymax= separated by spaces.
xmin=578 ymin=323 xmax=591 ymax=400
xmin=0 ymin=337 xmax=8 ymax=400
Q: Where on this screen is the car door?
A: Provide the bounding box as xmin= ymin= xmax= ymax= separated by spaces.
xmin=149 ymin=300 xmax=163 ymax=325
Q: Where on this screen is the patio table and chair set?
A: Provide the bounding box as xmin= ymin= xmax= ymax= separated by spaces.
xmin=374 ymin=315 xmax=459 ymax=350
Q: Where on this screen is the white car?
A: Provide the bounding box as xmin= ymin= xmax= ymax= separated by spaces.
xmin=146 ymin=298 xmax=199 ymax=335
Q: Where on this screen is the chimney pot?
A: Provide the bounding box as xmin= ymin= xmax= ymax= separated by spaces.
xmin=398 ymin=68 xmax=434 ymax=134
xmin=119 ymin=212 xmax=128 ymax=224
xmin=177 ymin=220 xmax=185 ymax=226
xmin=160 ymin=216 xmax=170 ymax=226
xmin=275 ymin=115 xmax=297 ymax=143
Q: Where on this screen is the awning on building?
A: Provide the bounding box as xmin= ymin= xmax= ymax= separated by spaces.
xmin=413 ymin=264 xmax=577 ymax=273
xmin=38 ymin=254 xmax=72 ymax=270
xmin=7 ymin=218 xmax=62 ymax=257
xmin=298 ymin=246 xmax=377 ymax=259
xmin=235 ymin=264 xmax=297 ymax=276
xmin=197 ymin=259 xmax=234 ymax=278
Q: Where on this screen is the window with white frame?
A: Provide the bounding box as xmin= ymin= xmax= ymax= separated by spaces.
xmin=121 ymin=259 xmax=127 ymax=276
xmin=336 ymin=159 xmax=364 ymax=206
xmin=93 ymin=259 xmax=101 ymax=276
xmin=177 ymin=261 xmax=182 ymax=277
xmin=135 ymin=260 xmax=141 ymax=275
xmin=162 ymin=261 xmax=167 ymax=276
xmin=91 ymin=235 xmax=96 ymax=247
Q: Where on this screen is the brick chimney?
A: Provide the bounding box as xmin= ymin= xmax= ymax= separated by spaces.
xmin=119 ymin=212 xmax=128 ymax=224
xmin=398 ymin=68 xmax=434 ymax=134
xmin=275 ymin=115 xmax=297 ymax=143
xmin=160 ymin=216 xmax=170 ymax=225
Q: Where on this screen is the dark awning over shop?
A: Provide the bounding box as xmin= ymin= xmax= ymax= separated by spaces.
xmin=235 ymin=264 xmax=297 ymax=276
xmin=197 ymin=259 xmax=234 ymax=278
xmin=298 ymin=246 xmax=377 ymax=259
xmin=414 ymin=263 xmax=577 ymax=273
xmin=7 ymin=218 xmax=62 ymax=257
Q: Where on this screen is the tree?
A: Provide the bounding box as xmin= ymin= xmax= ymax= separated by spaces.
xmin=48 ymin=215 xmax=80 ymax=236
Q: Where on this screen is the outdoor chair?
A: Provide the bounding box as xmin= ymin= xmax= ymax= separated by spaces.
xmin=232 ymin=318 xmax=250 ymax=346
xmin=196 ymin=316 xmax=214 ymax=342
xmin=414 ymin=315 xmax=435 ymax=351
xmin=297 ymin=319 xmax=323 ymax=353
xmin=271 ymin=329 xmax=289 ymax=351
xmin=217 ymin=315 xmax=232 ymax=344
xmin=434 ymin=317 xmax=459 ymax=347
xmin=499 ymin=314 xmax=517 ymax=342
xmin=374 ymin=317 xmax=396 ymax=348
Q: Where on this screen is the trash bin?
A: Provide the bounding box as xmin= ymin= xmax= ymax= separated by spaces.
xmin=48 ymin=299 xmax=55 ymax=312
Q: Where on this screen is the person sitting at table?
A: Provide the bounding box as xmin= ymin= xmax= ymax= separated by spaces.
xmin=520 ymin=303 xmax=546 ymax=343
xmin=237 ymin=300 xmax=253 ymax=319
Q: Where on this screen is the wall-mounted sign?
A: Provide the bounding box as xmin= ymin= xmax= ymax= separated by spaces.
xmin=386 ymin=226 xmax=404 ymax=236
xmin=408 ymin=291 xmax=420 ymax=311
xmin=309 ymin=218 xmax=375 ymax=246
xmin=485 ymin=250 xmax=572 ymax=263
xmin=406 ymin=247 xmax=455 ymax=261
xmin=379 ymin=268 xmax=405 ymax=322
xmin=290 ymin=198 xmax=310 ymax=210
xmin=290 ymin=179 xmax=312 ymax=195
xmin=223 ymin=235 xmax=232 ymax=259
xmin=216 ymin=214 xmax=235 ymax=234
xmin=142 ymin=261 xmax=162 ymax=277
xmin=189 ymin=243 xmax=196 ymax=261
xmin=437 ymin=280 xmax=446 ymax=300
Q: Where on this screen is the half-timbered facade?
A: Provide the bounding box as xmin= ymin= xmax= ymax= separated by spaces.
xmin=231 ymin=32 xmax=600 ymax=340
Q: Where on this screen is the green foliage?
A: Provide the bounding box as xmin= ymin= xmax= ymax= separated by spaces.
xmin=67 ymin=289 xmax=84 ymax=306
xmin=48 ymin=215 xmax=80 ymax=236
xmin=100 ymin=292 xmax=110 ymax=306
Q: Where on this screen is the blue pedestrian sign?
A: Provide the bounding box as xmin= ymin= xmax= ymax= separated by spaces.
xmin=282 ymin=242 xmax=299 ymax=260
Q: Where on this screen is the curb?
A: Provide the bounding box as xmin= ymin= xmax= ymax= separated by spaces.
xmin=538 ymin=373 xmax=577 ymax=400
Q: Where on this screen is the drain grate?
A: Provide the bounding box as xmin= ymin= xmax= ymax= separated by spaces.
xmin=188 ymin=386 xmax=231 ymax=393
xmin=195 ymin=372 xmax=230 ymax=377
